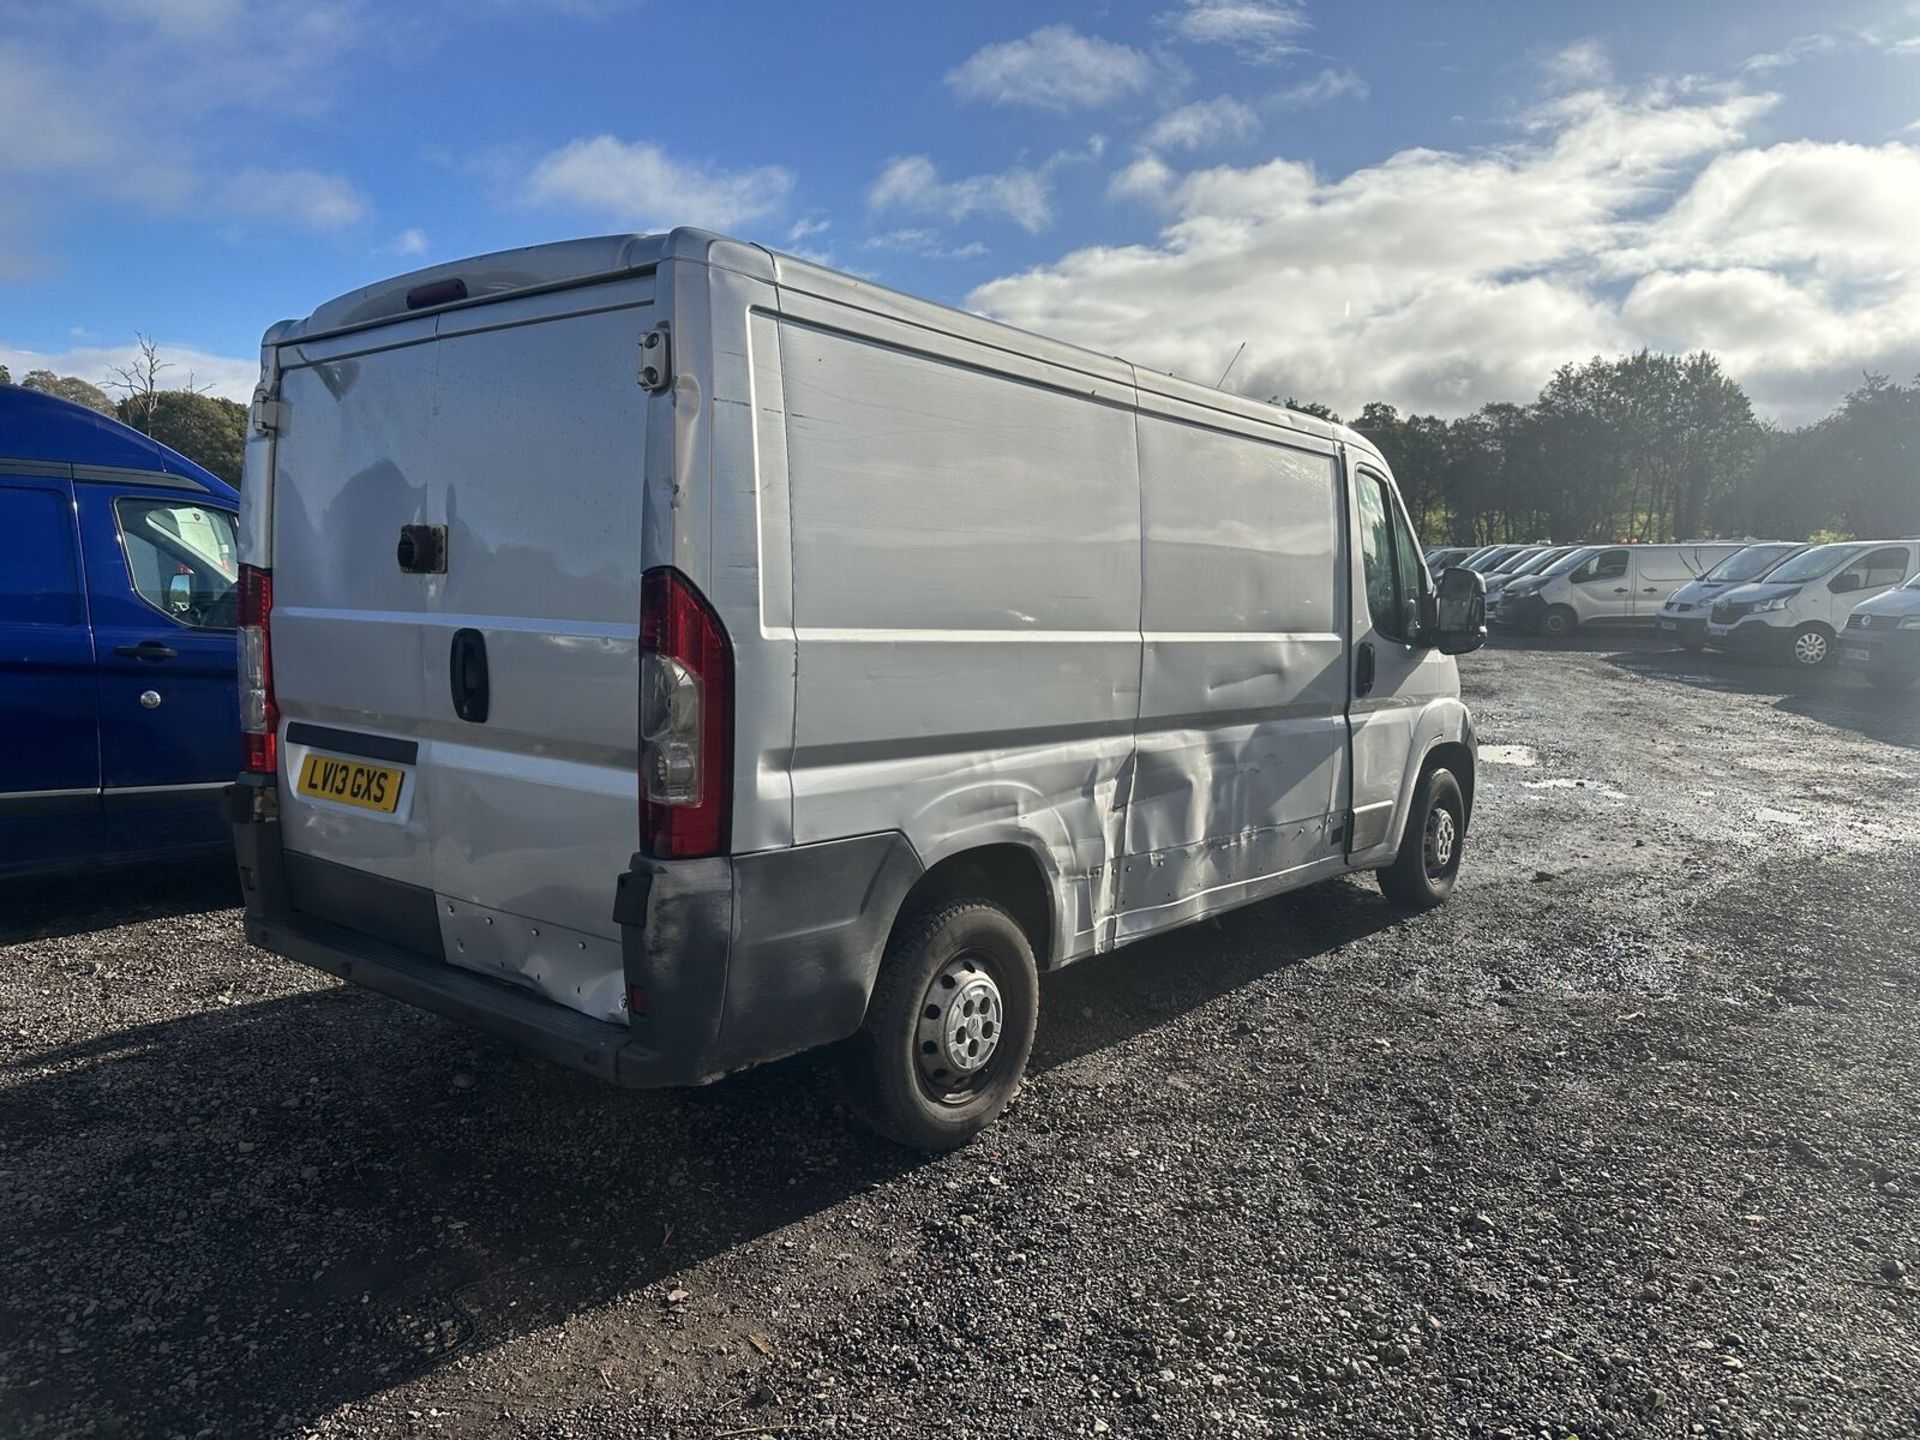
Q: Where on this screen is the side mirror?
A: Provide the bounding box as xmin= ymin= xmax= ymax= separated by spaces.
xmin=166 ymin=573 xmax=194 ymax=614
xmin=1829 ymin=572 xmax=1860 ymax=594
xmin=1433 ymin=566 xmax=1486 ymax=655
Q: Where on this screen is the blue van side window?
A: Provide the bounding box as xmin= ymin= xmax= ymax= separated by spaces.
xmin=0 ymin=486 xmax=82 ymax=626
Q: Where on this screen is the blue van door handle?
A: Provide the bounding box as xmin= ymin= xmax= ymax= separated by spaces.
xmin=115 ymin=640 xmax=179 ymax=660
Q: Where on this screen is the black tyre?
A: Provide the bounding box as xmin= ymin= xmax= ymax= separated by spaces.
xmin=1539 ymin=605 xmax=1578 ymax=639
xmin=1788 ymin=624 xmax=1833 ymax=668
xmin=1378 ymin=767 xmax=1466 ymax=911
xmin=1867 ymin=667 xmax=1919 ymax=691
xmin=842 ymin=899 xmax=1039 ymax=1150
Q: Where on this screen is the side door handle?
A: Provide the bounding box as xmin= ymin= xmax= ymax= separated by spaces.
xmin=1611 ymin=587 xmax=1629 ymax=594
xmin=449 ymin=628 xmax=490 ymax=723
xmin=115 ymin=640 xmax=179 ymax=660
xmin=1355 ymin=641 xmax=1376 ymax=698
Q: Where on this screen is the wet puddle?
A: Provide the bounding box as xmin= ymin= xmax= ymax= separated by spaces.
xmin=1480 ymin=744 xmax=1540 ymax=767
xmin=1521 ymin=777 xmax=1630 ymax=800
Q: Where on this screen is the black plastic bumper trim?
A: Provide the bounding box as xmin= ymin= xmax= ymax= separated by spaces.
xmin=285 ymin=722 xmax=420 ymax=766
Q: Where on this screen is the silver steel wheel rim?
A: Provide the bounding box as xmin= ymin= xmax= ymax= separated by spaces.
xmin=1795 ymin=631 xmax=1827 ymax=665
xmin=1425 ymin=806 xmax=1457 ymax=877
xmin=916 ymin=955 xmax=1004 ymax=1096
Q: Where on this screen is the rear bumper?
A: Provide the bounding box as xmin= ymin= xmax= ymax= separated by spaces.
xmin=230 ymin=776 xmax=923 ymax=1088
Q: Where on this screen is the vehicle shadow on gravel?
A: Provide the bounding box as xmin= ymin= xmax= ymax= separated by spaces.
xmin=0 ymin=871 xmax=1406 ymax=1437
xmin=0 ymin=852 xmax=239 ymax=945
xmin=1032 ymin=874 xmax=1400 ymax=1073
xmin=1608 ymin=647 xmax=1920 ymax=749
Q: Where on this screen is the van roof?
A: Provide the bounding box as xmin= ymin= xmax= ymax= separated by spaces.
xmin=272 ymin=227 xmax=1375 ymax=463
xmin=0 ymin=385 xmax=236 ymax=500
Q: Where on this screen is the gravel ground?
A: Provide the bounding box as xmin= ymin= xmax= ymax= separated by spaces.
xmin=2 ymin=637 xmax=1917 ymax=1440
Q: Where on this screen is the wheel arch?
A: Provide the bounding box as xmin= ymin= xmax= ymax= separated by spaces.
xmin=887 ymin=841 xmax=1057 ymax=972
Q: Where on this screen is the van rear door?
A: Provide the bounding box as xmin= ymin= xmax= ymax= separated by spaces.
xmin=268 ymin=278 xmax=655 ymax=1023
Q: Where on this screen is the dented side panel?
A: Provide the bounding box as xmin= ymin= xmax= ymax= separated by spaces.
xmin=1116 ymin=407 xmax=1351 ymax=938
xmin=774 ymin=304 xmax=1142 ymax=961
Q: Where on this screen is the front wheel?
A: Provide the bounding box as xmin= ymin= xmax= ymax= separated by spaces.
xmin=1789 ymin=624 xmax=1833 ymax=668
xmin=1378 ymin=767 xmax=1466 ymax=911
xmin=842 ymin=899 xmax=1039 ymax=1150
xmin=1539 ymin=605 xmax=1578 ymax=639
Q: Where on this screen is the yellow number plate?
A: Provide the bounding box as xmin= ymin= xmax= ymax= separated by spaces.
xmin=296 ymin=753 xmax=405 ymax=814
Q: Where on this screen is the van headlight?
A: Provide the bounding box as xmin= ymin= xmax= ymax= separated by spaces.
xmin=1899 ymin=615 xmax=1920 ymax=630
xmin=1752 ymin=595 xmax=1795 ymax=613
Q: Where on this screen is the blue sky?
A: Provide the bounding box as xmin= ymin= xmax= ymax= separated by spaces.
xmin=3 ymin=0 xmax=1917 ymax=421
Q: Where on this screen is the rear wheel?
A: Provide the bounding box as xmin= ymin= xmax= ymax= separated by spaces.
xmin=1789 ymin=624 xmax=1833 ymax=668
xmin=1378 ymin=767 xmax=1466 ymax=911
xmin=1539 ymin=605 xmax=1578 ymax=639
xmin=842 ymin=899 xmax=1039 ymax=1150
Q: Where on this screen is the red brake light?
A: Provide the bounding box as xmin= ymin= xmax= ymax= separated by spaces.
xmin=638 ymin=567 xmax=732 ymax=859
xmin=239 ymin=564 xmax=278 ymax=775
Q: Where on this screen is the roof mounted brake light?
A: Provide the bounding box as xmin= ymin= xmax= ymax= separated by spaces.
xmin=405 ymin=277 xmax=468 ymax=311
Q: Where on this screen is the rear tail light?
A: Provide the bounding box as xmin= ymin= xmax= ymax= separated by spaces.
xmin=238 ymin=564 xmax=278 ymax=774
xmin=638 ymin=567 xmax=731 ymax=859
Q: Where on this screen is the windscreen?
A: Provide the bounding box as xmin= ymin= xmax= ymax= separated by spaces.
xmin=1489 ymin=547 xmax=1544 ymax=574
xmin=1768 ymin=544 xmax=1862 ymax=585
xmin=1465 ymin=547 xmax=1517 ymax=572
xmin=1702 ymin=543 xmax=1804 ymax=583
xmin=1539 ymin=546 xmax=1598 ymax=578
xmin=1511 ymin=547 xmax=1569 ymax=577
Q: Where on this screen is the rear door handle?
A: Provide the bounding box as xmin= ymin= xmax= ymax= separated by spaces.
xmin=115 ymin=640 xmax=179 ymax=660
xmin=449 ymin=628 xmax=490 ymax=723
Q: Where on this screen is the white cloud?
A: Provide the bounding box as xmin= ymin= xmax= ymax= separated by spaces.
xmin=868 ymin=155 xmax=1053 ymax=233
xmin=0 ymin=338 xmax=257 ymax=404
xmin=1274 ymin=68 xmax=1369 ymax=110
xmin=971 ymin=82 xmax=1920 ymax=422
xmin=1144 ymin=97 xmax=1261 ymax=151
xmin=946 ymin=25 xmax=1155 ymax=111
xmin=788 ymin=216 xmax=831 ymax=241
xmin=1162 ymin=0 xmax=1309 ymax=62
xmin=391 ymin=227 xmax=430 ymax=256
xmin=1889 ymin=36 xmax=1920 ymax=55
xmin=522 ymin=136 xmax=794 ymax=230
xmin=1741 ymin=33 xmax=1840 ymax=73
xmin=217 ymin=168 xmax=368 ymax=229
xmin=1109 ymin=153 xmax=1180 ymax=204
xmin=1541 ymin=38 xmax=1611 ymax=89
xmin=863 ymin=228 xmax=989 ymax=261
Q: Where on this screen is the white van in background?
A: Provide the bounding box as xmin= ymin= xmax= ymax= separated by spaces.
xmin=1654 ymin=542 xmax=1809 ymax=650
xmin=1706 ymin=541 xmax=1919 ymax=668
xmin=1496 ymin=542 xmax=1746 ymax=637
xmin=227 ymin=229 xmax=1487 ymax=1149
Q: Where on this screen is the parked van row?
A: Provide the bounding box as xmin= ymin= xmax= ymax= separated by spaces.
xmin=1428 ymin=529 xmax=1920 ymax=684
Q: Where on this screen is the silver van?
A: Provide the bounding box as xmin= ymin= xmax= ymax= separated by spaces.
xmin=228 ymin=230 xmax=1486 ymax=1148
xmin=1497 ymin=542 xmax=1746 ymax=637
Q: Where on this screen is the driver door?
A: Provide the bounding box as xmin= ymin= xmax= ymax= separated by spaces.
xmin=1345 ymin=460 xmax=1448 ymax=861
xmin=78 ymin=484 xmax=241 ymax=824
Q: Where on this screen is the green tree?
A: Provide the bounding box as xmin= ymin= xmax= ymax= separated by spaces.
xmin=20 ymin=369 xmax=115 ymax=414
xmin=123 ymin=390 xmax=247 ymax=485
xmin=0 ymin=363 xmax=11 ymax=384
xmin=1822 ymin=374 xmax=1920 ymax=537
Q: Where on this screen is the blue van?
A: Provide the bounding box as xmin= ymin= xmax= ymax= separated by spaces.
xmin=1 ymin=385 xmax=242 ymax=875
